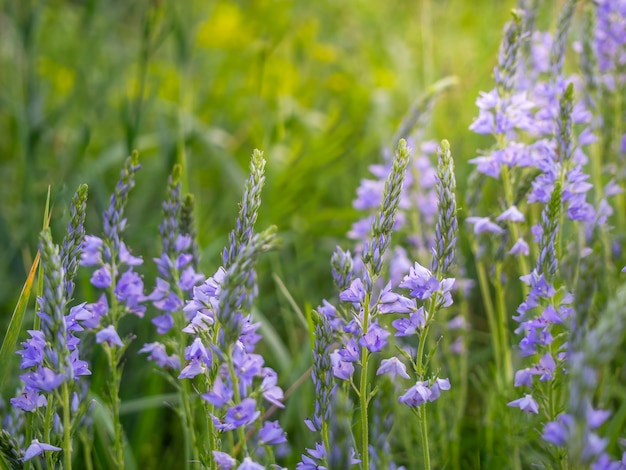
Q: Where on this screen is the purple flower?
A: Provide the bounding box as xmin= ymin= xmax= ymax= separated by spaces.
xmin=466 ymin=217 xmax=505 ymax=235
xmin=139 ymin=342 xmax=181 ymax=369
xmin=337 ymin=338 xmax=359 ymax=363
xmin=507 ymin=394 xmax=539 ymax=414
xmin=399 ymin=262 xmax=440 ymax=300
xmin=359 ymin=322 xmax=390 ymax=353
xmin=224 ymin=398 xmax=260 ymax=428
xmin=80 ymin=235 xmax=103 ymax=266
xmin=331 ymin=351 xmax=354 ymax=381
xmin=428 ymin=377 xmax=451 ymax=402
xmin=399 ymin=381 xmax=432 ymax=407
xmin=339 ymin=278 xmax=366 ymax=304
xmin=496 ymin=205 xmax=525 ymax=223
xmin=376 ymin=357 xmax=410 ymax=379
xmin=119 ymin=242 xmax=143 ymax=266
xmin=378 ymin=283 xmax=416 ymax=314
xmin=95 ymin=325 xmax=123 ymax=347
xmin=260 ymin=369 xmax=284 ymax=408
xmin=213 ymin=451 xmax=236 ymax=470
xmin=20 ymin=367 xmax=64 ymax=393
xmin=10 ymin=389 xmax=47 ymax=412
xmin=238 ymin=458 xmax=264 ymax=470
xmin=392 ymin=307 xmax=426 ymax=336
xmin=91 ymin=265 xmax=112 ymax=289
xmin=21 ymin=439 xmax=62 ymax=462
xmin=258 ymin=420 xmax=287 ymax=445
xmin=201 ymin=375 xmax=233 ymax=407
xmin=509 ymin=238 xmax=530 ymax=256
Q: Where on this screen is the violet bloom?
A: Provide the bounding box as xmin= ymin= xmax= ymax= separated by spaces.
xmin=399 ymin=262 xmax=441 ymax=300
xmin=258 ymin=420 xmax=287 ymax=446
xmin=399 ymin=381 xmax=432 ymax=407
xmin=507 ymin=394 xmax=539 ymax=414
xmin=465 ymin=217 xmax=505 ymax=235
xmin=224 ymin=398 xmax=260 ymax=429
xmin=213 ymin=451 xmax=236 ymax=470
xmin=359 ymin=322 xmax=390 ymax=353
xmin=95 ymin=325 xmax=123 ymax=347
xmin=376 ymin=357 xmax=410 ymax=379
xmin=21 ymin=439 xmax=61 ymax=462
xmin=138 ymin=342 xmax=180 ymax=370
xmin=238 ymin=458 xmax=264 ymax=470
xmin=392 ymin=307 xmax=426 ymax=336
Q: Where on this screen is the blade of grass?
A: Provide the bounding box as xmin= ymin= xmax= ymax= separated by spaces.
xmin=0 ymin=186 xmax=51 ymax=392
xmin=0 ymin=251 xmax=40 ymax=392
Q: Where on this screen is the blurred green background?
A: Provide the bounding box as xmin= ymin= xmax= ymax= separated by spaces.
xmin=1 ymin=0 xmax=563 ymax=467
xmin=0 ymin=0 xmax=524 ymax=325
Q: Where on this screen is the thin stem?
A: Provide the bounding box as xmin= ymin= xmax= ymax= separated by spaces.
xmin=414 ymin=294 xmax=438 ymax=470
xmin=107 ymin=345 xmax=125 ymax=469
xmin=173 ymin=284 xmax=200 ymax=467
xmin=475 ymin=256 xmax=503 ymax=386
xmin=494 ymin=263 xmax=513 ymax=384
xmin=227 ymin=350 xmax=249 ymax=458
xmin=62 ymin=381 xmax=72 ymax=470
xmin=359 ymin=292 xmax=372 ymax=470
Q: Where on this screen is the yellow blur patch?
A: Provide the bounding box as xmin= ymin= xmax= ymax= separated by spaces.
xmin=311 ymin=43 xmax=338 ymax=63
xmin=196 ymin=3 xmax=251 ymax=49
xmin=38 ymin=57 xmax=75 ymax=96
xmin=374 ymin=67 xmax=395 ymax=88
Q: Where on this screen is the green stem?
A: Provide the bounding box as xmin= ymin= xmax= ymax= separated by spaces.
xmin=414 ymin=295 xmax=438 ymax=470
xmin=227 ymin=350 xmax=249 ymax=458
xmin=475 ymin=256 xmax=503 ymax=386
xmin=61 ymin=381 xmax=72 ymax=470
xmin=44 ymin=395 xmax=55 ymax=468
xmin=107 ymin=345 xmax=125 ymax=469
xmin=173 ymin=285 xmax=200 ymax=467
xmin=359 ymin=293 xmax=371 ymax=470
xmin=494 ymin=263 xmax=513 ymax=384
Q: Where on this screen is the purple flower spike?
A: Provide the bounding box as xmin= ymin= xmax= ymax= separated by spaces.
xmin=21 ymin=439 xmax=62 ymax=462
xmin=95 ymin=325 xmax=124 ymax=347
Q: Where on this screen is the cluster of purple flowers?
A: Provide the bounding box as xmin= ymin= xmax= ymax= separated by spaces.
xmin=177 ymin=151 xmax=287 ymax=468
xmin=139 ymin=166 xmax=204 ymax=370
xmin=10 ymin=185 xmax=91 ymax=463
xmin=79 ymin=153 xmax=146 ymax=340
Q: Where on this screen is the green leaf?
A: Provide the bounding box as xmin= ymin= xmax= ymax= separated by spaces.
xmin=0 ymin=252 xmax=39 ymax=392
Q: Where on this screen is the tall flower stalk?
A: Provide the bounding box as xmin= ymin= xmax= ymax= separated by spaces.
xmin=141 ymin=164 xmax=204 ymax=468
xmin=79 ymin=152 xmax=145 ymax=469
xmin=10 ymin=184 xmax=91 ymax=469
xmin=180 ymin=150 xmax=285 ymax=468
